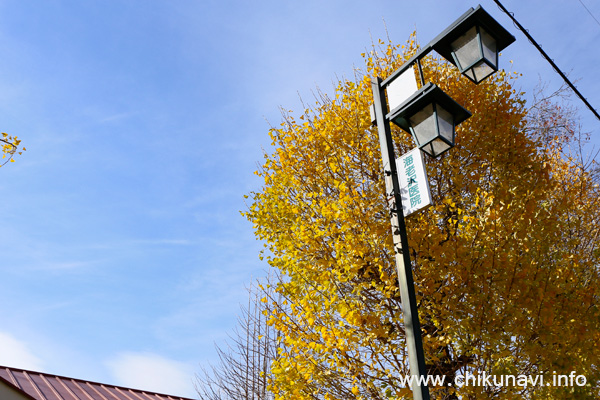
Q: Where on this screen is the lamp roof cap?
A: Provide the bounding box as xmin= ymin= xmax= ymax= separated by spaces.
xmin=432 ymin=4 xmax=516 ymax=67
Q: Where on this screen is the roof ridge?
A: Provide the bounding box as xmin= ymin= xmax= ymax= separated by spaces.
xmin=39 ymin=373 xmax=63 ymax=400
xmin=22 ymin=370 xmax=48 ymax=400
xmin=0 ymin=365 xmax=197 ymax=400
xmin=54 ymin=376 xmax=93 ymax=400
xmin=0 ymin=371 xmax=39 ymax=400
xmin=5 ymin=367 xmax=21 ymax=387
xmin=84 ymin=382 xmax=110 ymax=400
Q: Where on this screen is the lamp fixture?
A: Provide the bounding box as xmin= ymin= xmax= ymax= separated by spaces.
xmin=387 ymin=83 xmax=471 ymax=157
xmin=432 ymin=5 xmax=516 ymax=83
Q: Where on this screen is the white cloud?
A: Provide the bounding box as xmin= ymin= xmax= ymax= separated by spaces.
xmin=0 ymin=332 xmax=44 ymax=371
xmin=106 ymin=352 xmax=195 ymax=398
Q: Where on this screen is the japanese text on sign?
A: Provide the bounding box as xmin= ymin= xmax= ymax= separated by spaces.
xmin=396 ymin=148 xmax=432 ymax=216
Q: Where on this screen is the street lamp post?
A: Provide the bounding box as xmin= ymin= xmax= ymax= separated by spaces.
xmin=372 ymin=77 xmax=431 ymax=400
xmin=370 ymin=5 xmax=514 ymax=400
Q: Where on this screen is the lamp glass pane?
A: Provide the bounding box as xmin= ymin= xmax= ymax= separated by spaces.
xmin=480 ymin=27 xmax=497 ymax=68
xmin=472 ymin=60 xmax=495 ymax=82
xmin=423 ymin=138 xmax=452 ymax=158
xmin=423 ymin=142 xmax=434 ymax=157
xmin=436 ymin=104 xmax=454 ymax=143
xmin=464 ymin=68 xmax=475 ymax=81
xmin=451 ymin=26 xmax=480 ymax=71
xmin=409 ymin=103 xmax=437 ymax=146
xmin=428 ymin=138 xmax=452 ymax=157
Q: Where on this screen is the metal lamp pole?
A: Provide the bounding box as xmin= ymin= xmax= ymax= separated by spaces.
xmin=371 ymin=77 xmax=430 ymax=400
xmin=368 ymin=7 xmax=515 ymax=399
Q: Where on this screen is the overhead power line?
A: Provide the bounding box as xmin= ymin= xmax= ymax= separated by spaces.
xmin=491 ymin=0 xmax=600 ymax=122
xmin=578 ymin=0 xmax=600 ymax=28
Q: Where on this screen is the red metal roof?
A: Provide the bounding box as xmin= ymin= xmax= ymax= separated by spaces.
xmin=0 ymin=366 xmax=196 ymax=400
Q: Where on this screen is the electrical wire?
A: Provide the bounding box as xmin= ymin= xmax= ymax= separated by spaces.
xmin=491 ymin=0 xmax=600 ymax=122
xmin=578 ymin=0 xmax=600 ymax=28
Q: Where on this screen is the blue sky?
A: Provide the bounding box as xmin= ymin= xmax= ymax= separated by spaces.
xmin=0 ymin=1 xmax=598 ymax=398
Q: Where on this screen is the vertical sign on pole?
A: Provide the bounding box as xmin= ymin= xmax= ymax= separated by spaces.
xmin=397 ymin=148 xmax=432 ymax=217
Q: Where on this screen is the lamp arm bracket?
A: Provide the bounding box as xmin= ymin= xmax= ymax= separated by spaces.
xmin=380 ymin=6 xmax=476 ymax=88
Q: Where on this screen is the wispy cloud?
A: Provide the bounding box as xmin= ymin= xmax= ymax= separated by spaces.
xmin=30 ymin=260 xmax=98 ymax=272
xmin=98 ymin=111 xmax=136 ymax=124
xmin=105 ymin=352 xmax=195 ymax=398
xmin=0 ymin=332 xmax=44 ymax=371
xmin=129 ymin=239 xmax=193 ymax=246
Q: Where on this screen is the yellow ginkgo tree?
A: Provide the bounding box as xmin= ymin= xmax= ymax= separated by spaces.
xmin=1 ymin=132 xmax=25 ymax=167
xmin=245 ymin=35 xmax=600 ymax=400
